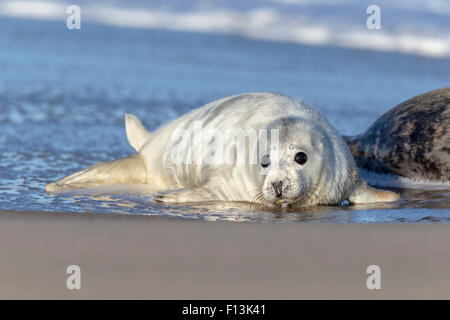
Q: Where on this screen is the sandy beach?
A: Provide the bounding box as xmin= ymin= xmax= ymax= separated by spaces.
xmin=0 ymin=210 xmax=449 ymax=299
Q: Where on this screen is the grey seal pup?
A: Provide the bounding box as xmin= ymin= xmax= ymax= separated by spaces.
xmin=46 ymin=92 xmax=399 ymax=207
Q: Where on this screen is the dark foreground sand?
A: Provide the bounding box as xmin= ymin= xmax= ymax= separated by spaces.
xmin=0 ymin=211 xmax=449 ymax=299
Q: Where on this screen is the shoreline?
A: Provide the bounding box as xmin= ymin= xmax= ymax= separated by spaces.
xmin=1 ymin=210 xmax=450 ymax=299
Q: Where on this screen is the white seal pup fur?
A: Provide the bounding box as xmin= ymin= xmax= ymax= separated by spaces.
xmin=46 ymin=93 xmax=399 ymax=207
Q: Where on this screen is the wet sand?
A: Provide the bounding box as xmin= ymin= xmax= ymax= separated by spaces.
xmin=0 ymin=210 xmax=450 ymax=299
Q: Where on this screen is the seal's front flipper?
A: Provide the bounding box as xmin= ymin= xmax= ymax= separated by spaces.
xmin=46 ymin=154 xmax=148 ymax=193
xmin=348 ymin=181 xmax=400 ymax=204
xmin=152 ymin=182 xmax=223 ymax=204
xmin=125 ymin=114 xmax=151 ymax=152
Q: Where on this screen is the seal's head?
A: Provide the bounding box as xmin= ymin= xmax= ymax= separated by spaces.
xmin=259 ymin=116 xmax=400 ymax=207
xmin=260 ymin=117 xmax=334 ymax=207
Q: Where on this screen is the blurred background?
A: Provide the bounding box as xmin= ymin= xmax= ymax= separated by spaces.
xmin=0 ymin=0 xmax=449 ymax=222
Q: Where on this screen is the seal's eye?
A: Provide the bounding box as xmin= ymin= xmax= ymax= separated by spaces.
xmin=294 ymin=152 xmax=308 ymax=165
xmin=261 ymin=154 xmax=270 ymax=168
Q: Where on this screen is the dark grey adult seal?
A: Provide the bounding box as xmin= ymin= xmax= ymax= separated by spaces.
xmin=345 ymin=87 xmax=450 ymax=182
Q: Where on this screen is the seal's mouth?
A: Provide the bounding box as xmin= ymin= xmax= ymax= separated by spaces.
xmin=274 ymin=198 xmax=297 ymax=207
xmin=276 ymin=199 xmax=289 ymax=208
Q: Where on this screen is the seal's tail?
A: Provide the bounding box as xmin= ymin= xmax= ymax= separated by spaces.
xmin=125 ymin=114 xmax=151 ymax=152
xmin=45 ymin=154 xmax=148 ymax=193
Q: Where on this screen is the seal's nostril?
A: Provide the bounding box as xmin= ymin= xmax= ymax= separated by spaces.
xmin=271 ymin=181 xmax=283 ymax=198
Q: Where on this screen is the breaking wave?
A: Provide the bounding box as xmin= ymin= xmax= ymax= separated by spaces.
xmin=0 ymin=0 xmax=449 ymax=59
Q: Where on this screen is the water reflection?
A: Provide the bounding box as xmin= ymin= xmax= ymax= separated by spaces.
xmin=43 ymin=186 xmax=450 ymax=223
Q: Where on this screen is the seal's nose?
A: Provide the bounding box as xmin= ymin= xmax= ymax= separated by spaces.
xmin=271 ymin=181 xmax=283 ymax=198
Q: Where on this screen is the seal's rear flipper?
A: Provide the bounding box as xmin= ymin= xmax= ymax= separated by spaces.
xmin=348 ymin=181 xmax=400 ymax=204
xmin=125 ymin=114 xmax=151 ymax=152
xmin=45 ymin=154 xmax=148 ymax=193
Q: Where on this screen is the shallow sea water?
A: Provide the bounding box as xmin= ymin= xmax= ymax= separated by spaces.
xmin=0 ymin=18 xmax=449 ymax=223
